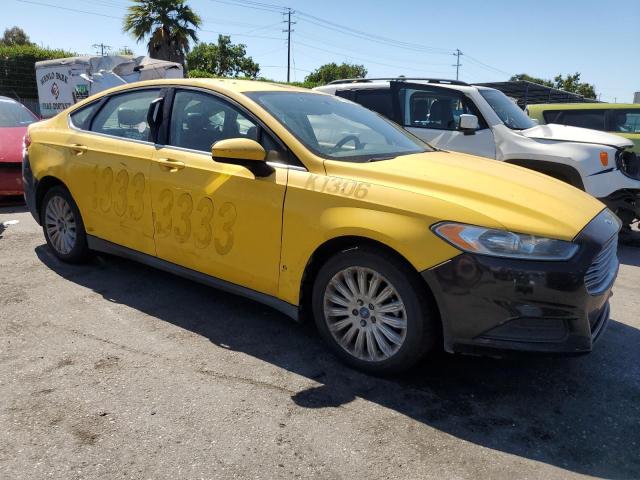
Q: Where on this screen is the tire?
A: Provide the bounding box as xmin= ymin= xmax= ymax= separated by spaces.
xmin=312 ymin=246 xmax=438 ymax=375
xmin=41 ymin=185 xmax=90 ymax=263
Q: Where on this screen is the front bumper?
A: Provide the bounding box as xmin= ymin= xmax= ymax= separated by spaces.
xmin=0 ymin=163 xmax=23 ymax=196
xmin=422 ymin=209 xmax=620 ymax=355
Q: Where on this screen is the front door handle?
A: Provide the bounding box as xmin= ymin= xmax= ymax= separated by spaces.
xmin=69 ymin=144 xmax=88 ymax=155
xmin=158 ymin=158 xmax=185 ymax=171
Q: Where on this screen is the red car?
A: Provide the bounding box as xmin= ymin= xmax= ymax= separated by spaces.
xmin=0 ymin=96 xmax=39 ymax=197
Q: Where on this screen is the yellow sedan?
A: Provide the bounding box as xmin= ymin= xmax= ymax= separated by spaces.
xmin=23 ymin=79 xmax=619 ymax=374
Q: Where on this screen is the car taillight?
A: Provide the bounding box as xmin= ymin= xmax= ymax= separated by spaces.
xmin=24 ymin=132 xmax=32 ymax=149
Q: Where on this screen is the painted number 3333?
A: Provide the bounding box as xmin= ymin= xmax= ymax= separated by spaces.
xmin=92 ymin=166 xmax=236 ymax=255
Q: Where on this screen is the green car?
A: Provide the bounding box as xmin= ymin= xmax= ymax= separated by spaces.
xmin=527 ymin=103 xmax=640 ymax=153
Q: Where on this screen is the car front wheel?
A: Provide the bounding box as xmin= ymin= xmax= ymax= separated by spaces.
xmin=312 ymin=247 xmax=438 ymax=375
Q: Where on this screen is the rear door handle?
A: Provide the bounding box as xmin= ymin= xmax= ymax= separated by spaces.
xmin=69 ymin=144 xmax=88 ymax=155
xmin=158 ymin=158 xmax=185 ymax=171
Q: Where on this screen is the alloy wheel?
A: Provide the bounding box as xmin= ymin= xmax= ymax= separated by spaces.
xmin=323 ymin=266 xmax=408 ymax=362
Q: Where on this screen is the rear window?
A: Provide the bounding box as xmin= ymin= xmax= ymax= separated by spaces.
xmin=0 ymin=98 xmax=37 ymax=127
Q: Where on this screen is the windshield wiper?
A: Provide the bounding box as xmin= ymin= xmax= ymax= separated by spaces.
xmin=367 ymin=156 xmax=395 ymax=162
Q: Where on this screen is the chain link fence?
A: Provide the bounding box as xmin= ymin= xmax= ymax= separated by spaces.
xmin=0 ymin=56 xmax=40 ymax=115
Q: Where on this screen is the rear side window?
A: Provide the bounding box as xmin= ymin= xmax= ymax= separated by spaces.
xmin=545 ymin=110 xmax=606 ymax=130
xmin=90 ymin=89 xmax=161 ymax=141
xmin=355 ymin=90 xmax=395 ymax=119
xmin=69 ymin=102 xmax=99 ymax=130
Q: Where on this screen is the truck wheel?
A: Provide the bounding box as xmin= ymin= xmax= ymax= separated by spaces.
xmin=312 ymin=246 xmax=438 ymax=375
xmin=41 ymin=185 xmax=90 ymax=263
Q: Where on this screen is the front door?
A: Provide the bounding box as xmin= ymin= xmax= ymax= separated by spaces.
xmin=66 ymin=88 xmax=163 ymax=256
xmin=391 ymin=82 xmax=496 ymax=159
xmin=150 ymin=88 xmax=288 ymax=296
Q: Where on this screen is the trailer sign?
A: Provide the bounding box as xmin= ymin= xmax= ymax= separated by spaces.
xmin=35 ymin=65 xmax=89 ymax=118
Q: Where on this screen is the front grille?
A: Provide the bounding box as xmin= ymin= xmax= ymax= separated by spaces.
xmin=584 ymin=236 xmax=619 ymax=295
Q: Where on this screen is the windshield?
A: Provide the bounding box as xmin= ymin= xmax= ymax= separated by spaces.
xmin=479 ymin=89 xmax=535 ymax=130
xmin=246 ymin=91 xmax=431 ymax=162
xmin=0 ymin=98 xmax=37 ymax=128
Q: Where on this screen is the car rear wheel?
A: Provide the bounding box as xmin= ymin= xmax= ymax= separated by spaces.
xmin=312 ymin=247 xmax=438 ymax=374
xmin=41 ymin=185 xmax=89 ymax=263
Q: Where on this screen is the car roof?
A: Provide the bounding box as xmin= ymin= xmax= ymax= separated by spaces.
xmin=318 ymin=80 xmax=487 ymax=95
xmin=97 ymin=78 xmax=314 ymax=95
xmin=527 ymin=103 xmax=640 ymax=111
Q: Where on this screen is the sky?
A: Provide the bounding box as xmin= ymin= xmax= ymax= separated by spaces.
xmin=3 ymin=0 xmax=639 ymax=102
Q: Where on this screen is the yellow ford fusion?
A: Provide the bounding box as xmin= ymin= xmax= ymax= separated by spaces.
xmin=23 ymin=79 xmax=620 ymax=374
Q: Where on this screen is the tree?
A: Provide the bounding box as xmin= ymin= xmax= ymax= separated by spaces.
xmin=1 ymin=26 xmax=33 ymax=46
xmin=186 ymin=35 xmax=260 ymax=78
xmin=123 ymin=0 xmax=201 ymax=69
xmin=305 ymin=62 xmax=367 ymax=85
xmin=553 ymin=73 xmax=596 ymax=100
xmin=117 ymin=46 xmax=134 ymax=55
xmin=510 ymin=72 xmax=597 ymax=99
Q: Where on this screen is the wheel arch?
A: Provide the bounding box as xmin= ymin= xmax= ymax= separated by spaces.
xmin=504 ymin=158 xmax=585 ymax=190
xmin=35 ymin=176 xmax=68 ymax=220
xmin=298 ymin=235 xmax=442 ymax=334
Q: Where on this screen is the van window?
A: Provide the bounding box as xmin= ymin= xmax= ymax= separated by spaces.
xmin=545 ymin=110 xmax=606 ymax=130
xmin=610 ymin=109 xmax=640 ymax=133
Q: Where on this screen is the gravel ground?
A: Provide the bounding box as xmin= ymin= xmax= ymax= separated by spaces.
xmin=1 ymin=205 xmax=639 ymax=480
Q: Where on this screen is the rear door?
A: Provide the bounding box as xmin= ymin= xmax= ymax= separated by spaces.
xmin=390 ymin=81 xmax=496 ymax=158
xmin=65 ymin=88 xmax=163 ymax=255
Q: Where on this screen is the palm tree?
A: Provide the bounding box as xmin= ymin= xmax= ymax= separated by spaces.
xmin=123 ymin=0 xmax=201 ymax=68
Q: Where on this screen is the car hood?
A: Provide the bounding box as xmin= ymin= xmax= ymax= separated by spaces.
xmin=0 ymin=126 xmax=27 ymax=163
xmin=324 ymin=151 xmax=604 ymax=241
xmin=521 ymin=124 xmax=633 ymax=149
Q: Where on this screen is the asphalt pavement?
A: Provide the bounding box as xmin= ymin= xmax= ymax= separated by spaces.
xmin=1 ymin=205 xmax=639 ymax=480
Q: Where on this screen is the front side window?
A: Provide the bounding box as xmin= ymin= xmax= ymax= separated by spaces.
xmin=0 ymin=98 xmax=37 ymax=127
xmin=90 ymin=89 xmax=161 ymax=141
xmin=169 ymin=90 xmax=260 ymax=153
xmin=479 ymin=89 xmax=535 ymax=130
xmin=247 ymin=91 xmax=430 ymax=162
xmin=401 ymin=89 xmax=478 ymax=131
xmin=610 ymin=109 xmax=640 ymax=133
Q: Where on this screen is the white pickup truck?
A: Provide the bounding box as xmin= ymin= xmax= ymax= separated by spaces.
xmin=315 ymin=78 xmax=639 ymax=231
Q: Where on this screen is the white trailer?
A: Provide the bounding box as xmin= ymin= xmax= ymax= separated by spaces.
xmin=35 ymin=55 xmax=183 ymax=118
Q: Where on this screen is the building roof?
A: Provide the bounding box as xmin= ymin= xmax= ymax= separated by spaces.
xmin=476 ymin=80 xmax=598 ymax=108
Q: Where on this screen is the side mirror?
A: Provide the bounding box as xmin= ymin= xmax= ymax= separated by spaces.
xmin=458 ymin=114 xmax=479 ymax=135
xmin=211 ymin=138 xmax=273 ymax=177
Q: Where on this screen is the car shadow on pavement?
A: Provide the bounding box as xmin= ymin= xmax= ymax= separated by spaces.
xmin=35 ymin=245 xmax=640 ymax=480
xmin=618 ymin=243 xmax=640 ymax=267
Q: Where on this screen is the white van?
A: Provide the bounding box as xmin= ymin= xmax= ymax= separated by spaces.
xmin=315 ymin=78 xmax=639 ymax=230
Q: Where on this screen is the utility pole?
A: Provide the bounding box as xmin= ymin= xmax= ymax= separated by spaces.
xmin=282 ymin=8 xmax=295 ymax=82
xmin=452 ymin=49 xmax=463 ymax=80
xmin=92 ymin=43 xmax=111 ymax=56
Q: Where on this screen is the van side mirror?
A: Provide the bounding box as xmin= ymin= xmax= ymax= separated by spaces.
xmin=458 ymin=114 xmax=479 ymax=135
xmin=211 ymin=138 xmax=273 ymax=177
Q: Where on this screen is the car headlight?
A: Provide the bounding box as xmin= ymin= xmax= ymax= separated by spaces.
xmin=432 ymin=222 xmax=579 ymax=261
